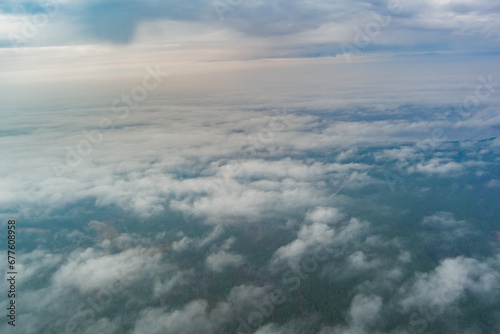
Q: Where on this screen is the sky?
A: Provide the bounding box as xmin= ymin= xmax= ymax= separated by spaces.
xmin=0 ymin=0 xmax=500 ymax=334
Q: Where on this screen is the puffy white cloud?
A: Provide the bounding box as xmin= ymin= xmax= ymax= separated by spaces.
xmin=14 ymin=248 xmax=63 ymax=283
xmin=305 ymin=206 xmax=344 ymax=224
xmin=413 ymin=158 xmax=464 ymax=175
xmin=400 ymin=256 xmax=500 ymax=310
xmin=349 ymin=294 xmax=383 ymax=328
xmin=271 ymin=221 xmax=336 ymax=266
xmin=52 ymin=246 xmax=162 ymax=292
xmin=132 ymin=301 xmax=212 ymax=334
xmin=131 ymin=284 xmax=277 ymax=334
xmin=0 ymin=242 xmax=176 ymax=333
xmin=421 ymin=212 xmax=467 ymax=228
xmin=271 ymin=212 xmax=370 ymax=268
xmin=348 ymin=251 xmax=381 ymax=271
xmin=206 ymin=250 xmax=245 ymax=272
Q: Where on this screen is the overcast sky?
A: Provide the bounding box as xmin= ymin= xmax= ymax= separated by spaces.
xmin=1 ymin=0 xmax=500 ymax=53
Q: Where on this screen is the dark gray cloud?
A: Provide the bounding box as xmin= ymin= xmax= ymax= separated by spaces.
xmin=67 ymin=0 xmax=211 ymax=44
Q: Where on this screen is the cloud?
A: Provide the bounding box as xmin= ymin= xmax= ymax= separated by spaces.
xmin=305 ymin=206 xmax=344 ymax=224
xmin=413 ymin=158 xmax=464 ymax=175
xmin=271 ymin=221 xmax=336 ymax=266
xmin=206 ymin=250 xmax=245 ymax=272
xmin=271 ymin=210 xmax=369 ymax=268
xmin=400 ymin=256 xmax=500 ymax=310
xmin=132 ymin=301 xmax=212 ymax=334
xmin=169 ymin=160 xmax=370 ymax=224
xmin=348 ymin=251 xmax=381 ymax=271
xmin=0 ymin=0 xmax=212 ymax=45
xmin=421 ymin=211 xmax=467 ymax=228
xmin=487 ymin=179 xmax=500 ymax=188
xmin=152 ymin=271 xmax=189 ymax=299
xmin=130 ymin=283 xmax=282 ymax=334
xmin=419 ymin=212 xmax=482 ymax=256
xmin=2 ymin=0 xmax=500 ymax=57
xmin=172 ymin=225 xmax=224 ymax=252
xmin=252 ymin=316 xmax=322 ymax=334
xmin=0 ymin=58 xmax=497 ymax=227
xmin=80 ymin=318 xmax=122 ymax=334
xmin=349 ymin=294 xmax=383 ymax=328
xmin=13 ymin=248 xmax=63 ymax=282
xmin=51 ymin=246 xmax=162 ymax=292
xmin=0 ymin=10 xmax=500 ymax=332
xmin=321 ymin=294 xmax=383 ymax=334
